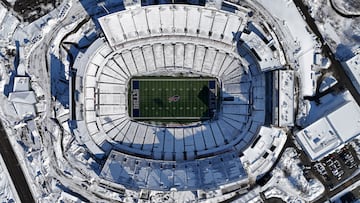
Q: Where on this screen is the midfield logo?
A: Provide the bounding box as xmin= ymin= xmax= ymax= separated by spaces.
xmin=168 ymin=95 xmax=180 ymax=102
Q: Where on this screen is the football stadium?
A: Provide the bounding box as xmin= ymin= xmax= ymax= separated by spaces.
xmin=70 ymin=2 xmax=285 ymax=194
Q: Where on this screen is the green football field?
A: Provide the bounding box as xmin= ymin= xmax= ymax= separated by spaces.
xmin=130 ymin=78 xmax=217 ymax=120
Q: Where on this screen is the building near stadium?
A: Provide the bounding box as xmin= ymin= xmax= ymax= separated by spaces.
xmin=342 ymin=53 xmax=360 ymax=94
xmin=69 ymin=0 xmax=289 ymax=195
xmin=296 ymin=101 xmax=360 ymax=160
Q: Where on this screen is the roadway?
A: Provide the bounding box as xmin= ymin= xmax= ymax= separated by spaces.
xmin=292 ymin=0 xmax=360 ymax=201
xmin=0 ymin=121 xmax=34 ymax=202
xmin=293 ymin=0 xmax=360 ymax=105
xmin=329 ymin=0 xmax=360 ymax=18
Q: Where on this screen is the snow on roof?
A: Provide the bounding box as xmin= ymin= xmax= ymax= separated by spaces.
xmin=319 ymin=75 xmax=337 ymax=93
xmin=296 ymin=117 xmax=341 ymax=160
xmin=256 ymin=0 xmax=318 ymax=96
xmin=242 ymin=126 xmax=287 ymax=177
xmin=99 ymin=5 xmax=247 ymax=48
xmin=327 ymin=101 xmax=360 ymax=142
xmin=278 ymin=70 xmax=294 ymax=127
xmin=298 ymin=49 xmax=316 ymax=96
xmin=12 ymin=103 xmax=36 ymax=118
xmin=205 ymin=0 xmax=222 ymax=10
xmin=296 ymin=101 xmax=360 ymax=160
xmin=73 ymin=121 xmax=105 ymax=159
xmin=100 ymin=150 xmax=248 ymax=191
xmin=343 ymin=54 xmax=360 ymax=93
xmin=0 ymin=5 xmax=19 ymax=44
xmin=13 ymin=77 xmax=30 ymax=92
xmin=8 ymin=91 xmax=36 ymax=104
xmin=17 ymin=64 xmax=26 ymax=76
xmin=240 ymin=32 xmax=280 ymax=71
xmin=8 ymin=90 xmax=37 ymax=118
xmin=256 ymin=0 xmax=315 ymax=52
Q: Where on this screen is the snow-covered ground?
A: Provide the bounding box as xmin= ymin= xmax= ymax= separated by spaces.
xmin=255 ymin=0 xmax=320 ymax=96
xmin=236 ymin=147 xmax=325 ymax=203
xmin=332 ymin=0 xmax=360 ymax=15
xmin=0 ymin=154 xmax=20 ymax=202
xmin=304 ymin=0 xmax=360 ymax=61
xmin=269 ymin=148 xmax=324 ymax=202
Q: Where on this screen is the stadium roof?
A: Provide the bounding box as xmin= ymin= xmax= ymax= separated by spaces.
xmin=242 ymin=126 xmax=287 ymax=177
xmin=240 ymin=32 xmax=281 ymax=72
xmin=278 ymin=70 xmax=294 ymax=127
xmin=327 ymin=100 xmax=360 ymax=142
xmin=13 ymin=77 xmax=30 ymax=92
xmin=343 ymin=53 xmax=360 ymax=93
xmin=296 ymin=101 xmax=360 ymax=160
xmin=100 ymin=150 xmax=248 ymax=191
xmin=98 ymin=5 xmax=248 ymax=48
xmin=8 ymin=91 xmax=36 ymax=104
xmin=7 ymin=76 xmax=37 ymax=118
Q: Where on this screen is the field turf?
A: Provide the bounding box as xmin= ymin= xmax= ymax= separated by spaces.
xmin=130 ymin=78 xmax=216 ymax=119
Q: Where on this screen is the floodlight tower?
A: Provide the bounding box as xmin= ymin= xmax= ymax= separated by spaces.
xmin=98 ymin=2 xmax=109 ymax=14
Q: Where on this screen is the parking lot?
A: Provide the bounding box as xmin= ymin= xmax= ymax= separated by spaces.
xmin=312 ymin=144 xmax=359 ymax=189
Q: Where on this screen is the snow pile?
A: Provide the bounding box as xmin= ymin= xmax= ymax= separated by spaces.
xmin=236 ymin=147 xmax=325 ymax=202
xmin=263 ymin=148 xmax=325 ymax=202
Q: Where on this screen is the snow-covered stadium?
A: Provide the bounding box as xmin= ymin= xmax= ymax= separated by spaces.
xmin=70 ymin=0 xmax=287 ymax=198
xmin=3 ymin=0 xmax=360 ymax=201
